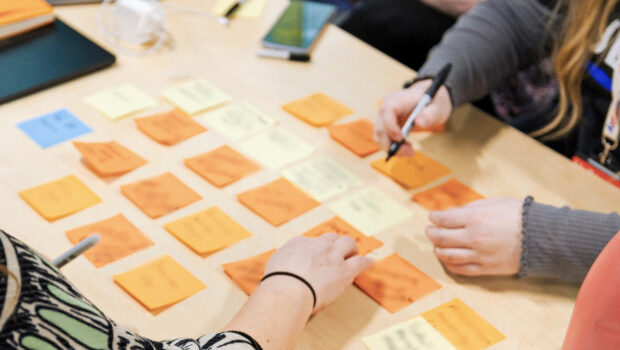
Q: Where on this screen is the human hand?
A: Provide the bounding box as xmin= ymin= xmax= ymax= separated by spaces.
xmin=425 ymin=198 xmax=523 ymax=276
xmin=264 ymin=234 xmax=373 ymax=314
xmin=375 ymin=80 xmax=452 ymax=157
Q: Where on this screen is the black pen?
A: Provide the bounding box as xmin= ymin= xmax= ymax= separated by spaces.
xmin=218 ymin=0 xmax=248 ymax=26
xmin=385 ymin=63 xmax=452 ymax=162
xmin=257 ymin=48 xmax=311 ymax=62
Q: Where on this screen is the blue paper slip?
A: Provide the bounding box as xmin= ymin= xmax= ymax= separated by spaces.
xmin=17 ymin=109 xmax=93 ymax=148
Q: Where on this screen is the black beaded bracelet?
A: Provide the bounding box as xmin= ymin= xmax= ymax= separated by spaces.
xmin=261 ymin=271 xmax=317 ymax=310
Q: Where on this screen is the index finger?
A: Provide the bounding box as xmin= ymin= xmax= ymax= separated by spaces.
xmin=378 ymin=104 xmax=404 ymax=142
xmin=429 ymin=207 xmax=474 ymax=228
xmin=345 ymin=255 xmax=373 ymax=276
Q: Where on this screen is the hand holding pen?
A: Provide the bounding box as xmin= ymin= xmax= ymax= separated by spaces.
xmin=375 ymin=63 xmax=453 ymax=160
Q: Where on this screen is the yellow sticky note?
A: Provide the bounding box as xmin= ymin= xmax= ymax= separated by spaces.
xmin=19 ymin=175 xmax=101 ymax=221
xmin=282 ymin=156 xmax=362 ymax=201
xmin=283 ymin=93 xmax=354 ymax=127
xmin=237 ymin=127 xmax=315 ymax=169
xmin=114 ymin=255 xmax=206 ymax=311
xmin=162 ymin=79 xmax=232 ymax=115
xmin=362 ymin=317 xmax=456 ymax=350
xmin=422 ymin=299 xmax=506 ymax=350
xmin=199 ymin=101 xmax=276 ymax=140
xmin=85 ymin=84 xmax=157 ymax=120
xmin=328 ymin=187 xmax=413 ymax=236
xmin=165 ymin=207 xmax=251 ymax=255
xmin=212 ymin=0 xmax=266 ymax=18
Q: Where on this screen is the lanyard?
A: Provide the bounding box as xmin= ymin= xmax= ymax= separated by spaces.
xmin=600 ymin=64 xmax=620 ymax=166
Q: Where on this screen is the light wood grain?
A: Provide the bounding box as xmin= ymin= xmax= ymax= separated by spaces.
xmin=0 ymin=1 xmax=618 ymax=349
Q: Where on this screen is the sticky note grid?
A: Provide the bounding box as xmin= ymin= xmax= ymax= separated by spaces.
xmin=19 ymin=74 xmax=509 ymax=349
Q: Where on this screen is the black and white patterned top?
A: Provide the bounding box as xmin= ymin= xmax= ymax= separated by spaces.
xmin=0 ymin=230 xmax=262 ymax=350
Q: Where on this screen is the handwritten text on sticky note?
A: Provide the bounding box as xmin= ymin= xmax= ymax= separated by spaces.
xmin=17 ymin=109 xmax=92 ymax=148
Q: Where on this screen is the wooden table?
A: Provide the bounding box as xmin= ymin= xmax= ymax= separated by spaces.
xmin=1 ymin=1 xmax=618 ymax=349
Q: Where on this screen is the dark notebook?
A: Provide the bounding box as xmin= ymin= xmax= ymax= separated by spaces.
xmin=0 ymin=18 xmax=115 ymax=104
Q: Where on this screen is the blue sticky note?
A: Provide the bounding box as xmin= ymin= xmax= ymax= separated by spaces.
xmin=17 ymin=109 xmax=93 ymax=148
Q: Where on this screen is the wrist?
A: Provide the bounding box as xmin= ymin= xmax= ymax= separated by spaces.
xmin=406 ymin=76 xmax=455 ymax=109
xmin=258 ymin=274 xmax=314 ymax=317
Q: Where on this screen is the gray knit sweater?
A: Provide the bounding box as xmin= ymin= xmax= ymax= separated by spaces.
xmin=417 ymin=0 xmax=620 ymax=282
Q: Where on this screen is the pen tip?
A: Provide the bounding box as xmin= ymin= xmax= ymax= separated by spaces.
xmin=217 ymin=17 xmax=230 ymax=26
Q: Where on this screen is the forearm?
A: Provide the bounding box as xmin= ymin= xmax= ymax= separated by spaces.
xmin=419 ymin=0 xmax=484 ymax=17
xmin=519 ymin=200 xmax=620 ymax=283
xmin=225 ymin=276 xmax=314 ymax=350
xmin=418 ymin=0 xmax=552 ymax=105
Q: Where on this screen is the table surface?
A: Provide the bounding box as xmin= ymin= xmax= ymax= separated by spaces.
xmin=1 ymin=1 xmax=619 ymax=349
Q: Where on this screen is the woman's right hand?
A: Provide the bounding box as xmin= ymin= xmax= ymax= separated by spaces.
xmin=375 ymin=80 xmax=453 ymax=156
xmin=264 ymin=234 xmax=373 ymax=314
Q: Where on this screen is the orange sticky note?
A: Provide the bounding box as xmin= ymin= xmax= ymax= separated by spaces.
xmin=328 ymin=118 xmax=380 ymax=157
xmin=66 ymin=214 xmax=153 ymax=268
xmin=185 ymin=145 xmax=261 ymax=188
xmin=414 ymin=123 xmax=445 ymax=133
xmin=422 ymin=299 xmax=506 ymax=350
xmin=371 ymin=152 xmax=451 ymax=189
xmin=165 ymin=206 xmax=252 ymax=255
xmin=237 ymin=178 xmax=319 ymax=226
xmin=355 ymin=253 xmax=441 ymax=313
xmin=19 ymin=175 xmax=101 ymax=221
xmin=222 ymin=249 xmax=275 ymax=295
xmin=413 ymin=178 xmax=484 ymax=211
xmin=114 ymin=255 xmax=206 ymax=311
xmin=302 ymin=217 xmax=383 ymax=256
xmin=282 ymin=92 xmax=354 ymax=127
xmin=73 ymin=141 xmax=147 ymax=177
xmin=121 ymin=172 xmax=202 ymax=218
xmin=135 ymin=109 xmax=206 ymax=145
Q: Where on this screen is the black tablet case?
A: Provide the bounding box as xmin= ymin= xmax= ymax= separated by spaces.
xmin=0 ymin=19 xmax=116 ymax=104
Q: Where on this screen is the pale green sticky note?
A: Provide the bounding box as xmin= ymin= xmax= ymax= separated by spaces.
xmin=162 ymin=79 xmax=232 ymax=115
xmin=328 ymin=187 xmax=413 ymax=236
xmin=362 ymin=317 xmax=456 ymax=350
xmin=199 ymin=101 xmax=275 ymax=140
xmin=282 ymin=156 xmax=363 ymax=201
xmin=85 ymin=84 xmax=157 ymax=120
xmin=212 ymin=0 xmax=267 ymax=18
xmin=237 ymin=127 xmax=315 ymax=169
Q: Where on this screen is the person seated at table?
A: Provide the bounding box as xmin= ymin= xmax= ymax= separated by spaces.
xmin=0 ymin=230 xmax=371 ymax=349
xmin=424 ymin=197 xmax=620 ymax=282
xmin=340 ymin=0 xmax=559 ymax=139
xmin=375 ymin=0 xmax=620 ymax=280
xmin=339 ymin=0 xmax=483 ymax=70
xmin=376 ymin=0 xmax=619 ymax=174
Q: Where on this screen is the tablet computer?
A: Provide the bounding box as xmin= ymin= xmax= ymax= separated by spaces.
xmin=45 ymin=0 xmax=102 ymax=5
xmin=262 ymin=1 xmax=337 ymax=55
